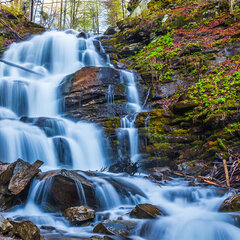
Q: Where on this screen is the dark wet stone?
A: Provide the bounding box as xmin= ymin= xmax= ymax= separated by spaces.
xmin=63 ymin=206 xmax=95 ymax=225
xmin=93 ymin=220 xmax=136 ymax=237
xmin=0 ymin=159 xmax=43 ymax=211
xmin=130 ymin=203 xmax=165 ymax=219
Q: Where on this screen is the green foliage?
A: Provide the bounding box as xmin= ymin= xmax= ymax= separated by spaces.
xmin=188 ymin=67 xmax=240 ymax=117
xmin=105 ymin=0 xmax=124 ymax=26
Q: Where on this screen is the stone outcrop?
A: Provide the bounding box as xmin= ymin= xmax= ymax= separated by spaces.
xmin=0 ymin=159 xmax=43 ymax=211
xmin=61 ymin=66 xmax=127 ymax=122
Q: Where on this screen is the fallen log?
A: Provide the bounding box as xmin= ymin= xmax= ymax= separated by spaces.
xmin=223 ymin=159 xmax=230 ymax=187
xmin=0 ymin=59 xmax=45 ymax=77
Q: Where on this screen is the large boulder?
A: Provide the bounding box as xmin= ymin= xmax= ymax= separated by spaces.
xmin=130 ymin=203 xmax=165 ymax=219
xmin=0 ymin=159 xmax=43 ymax=211
xmin=219 ymin=194 xmax=240 ymax=212
xmin=10 ymin=220 xmax=41 ymax=240
xmin=0 ymin=215 xmax=41 ymax=240
xmin=37 ymin=170 xmax=147 ymax=212
xmin=93 ymin=220 xmax=136 ymax=237
xmin=8 ymin=160 xmax=43 ymax=195
xmin=63 ymin=206 xmax=95 ymax=225
xmin=36 ymin=170 xmax=97 ymax=212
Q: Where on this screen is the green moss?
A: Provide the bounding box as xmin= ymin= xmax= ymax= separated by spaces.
xmin=153 ymin=142 xmax=171 ymax=149
xmin=220 ymin=194 xmax=240 ymax=212
xmin=217 ymin=138 xmax=227 ymax=151
xmin=172 ymin=128 xmax=190 ymax=135
xmin=103 ymin=117 xmax=121 ymax=129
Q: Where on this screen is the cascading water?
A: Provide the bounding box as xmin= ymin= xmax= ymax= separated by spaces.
xmin=117 ymin=70 xmax=142 ymax=162
xmin=0 ymin=31 xmax=107 ymax=170
xmin=1 ymin=30 xmax=240 ymax=240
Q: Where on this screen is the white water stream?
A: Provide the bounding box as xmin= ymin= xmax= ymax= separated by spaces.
xmin=0 ymin=31 xmax=240 ymax=240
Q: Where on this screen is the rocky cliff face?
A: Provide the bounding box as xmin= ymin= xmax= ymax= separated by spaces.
xmin=98 ymin=0 xmax=240 ymax=180
xmin=61 ymin=66 xmax=127 ymax=123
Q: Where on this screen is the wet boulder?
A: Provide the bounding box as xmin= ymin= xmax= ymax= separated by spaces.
xmin=37 ymin=170 xmax=148 ymax=212
xmin=8 ymin=159 xmax=43 ymax=195
xmin=0 ymin=215 xmax=41 ymax=240
xmin=219 ymin=194 xmax=240 ymax=212
xmin=130 ymin=204 xmax=165 ymax=219
xmin=9 ymin=220 xmax=41 ymax=240
xmin=0 ymin=159 xmax=43 ymax=211
xmin=77 ymin=32 xmax=88 ymax=39
xmin=37 ymin=170 xmax=97 ymax=211
xmin=93 ymin=220 xmax=136 ymax=237
xmin=63 ymin=206 xmax=95 ymax=225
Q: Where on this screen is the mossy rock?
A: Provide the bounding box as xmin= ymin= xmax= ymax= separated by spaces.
xmin=219 ymin=194 xmax=240 ymax=212
xmin=103 ymin=117 xmax=121 ymax=130
xmin=170 ymin=100 xmax=198 ymax=114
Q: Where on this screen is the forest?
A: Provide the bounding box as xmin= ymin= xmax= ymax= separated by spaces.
xmin=0 ymin=0 xmax=240 ymax=239
xmin=1 ymin=0 xmax=126 ymax=32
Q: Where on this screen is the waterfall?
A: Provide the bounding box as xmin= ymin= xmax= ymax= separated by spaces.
xmin=0 ymin=31 xmax=107 ymax=170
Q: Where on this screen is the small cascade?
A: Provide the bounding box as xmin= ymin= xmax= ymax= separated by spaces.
xmin=144 ymin=114 xmax=150 ymax=145
xmin=0 ymin=119 xmax=57 ymax=166
xmin=94 ymin=177 xmax=122 ymax=209
xmin=106 ymin=84 xmax=114 ymax=104
xmin=117 ymin=70 xmax=142 ymax=162
xmin=33 ymin=178 xmax=54 ymax=211
xmin=74 ymin=180 xmax=87 ymax=206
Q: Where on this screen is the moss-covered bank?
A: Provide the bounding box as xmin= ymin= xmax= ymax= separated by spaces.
xmin=102 ymin=0 xmax=240 ymax=181
xmin=0 ymin=4 xmax=45 ymax=56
